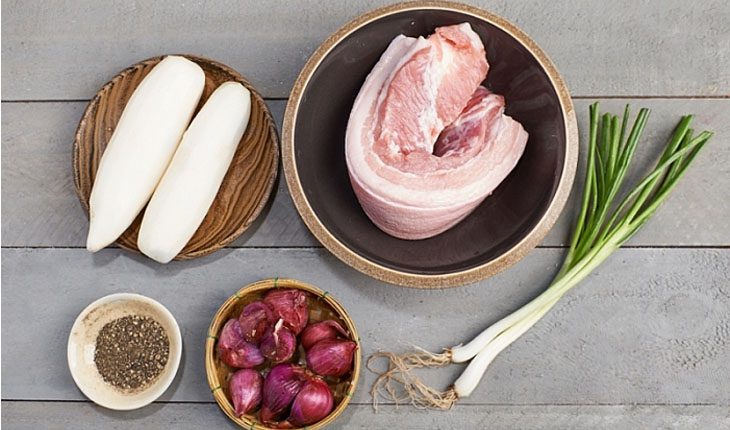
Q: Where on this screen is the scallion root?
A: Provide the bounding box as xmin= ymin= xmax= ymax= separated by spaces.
xmin=367 ymin=350 xmax=457 ymax=410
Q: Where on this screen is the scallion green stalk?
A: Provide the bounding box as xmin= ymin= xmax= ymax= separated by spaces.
xmin=369 ymin=103 xmax=712 ymax=409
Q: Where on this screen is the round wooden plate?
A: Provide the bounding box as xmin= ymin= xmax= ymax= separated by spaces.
xmin=74 ymin=55 xmax=279 ymax=260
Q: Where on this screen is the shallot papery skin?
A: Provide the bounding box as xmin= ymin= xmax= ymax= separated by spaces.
xmin=300 ymin=320 xmax=348 ymax=351
xmin=261 ymin=363 xmax=306 ymax=423
xmin=260 ymin=320 xmax=296 ymax=363
xmin=217 ymin=319 xmax=265 ymax=368
xmin=289 ymin=377 xmax=334 ymax=426
xmin=229 ymin=369 xmax=263 ymax=416
xmin=263 ymin=289 xmax=309 ymax=335
xmin=238 ymin=301 xmax=274 ymax=344
xmin=306 ymin=339 xmax=357 ymax=377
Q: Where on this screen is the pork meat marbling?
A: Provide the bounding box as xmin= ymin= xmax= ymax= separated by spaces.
xmin=345 ymin=23 xmax=528 ymax=240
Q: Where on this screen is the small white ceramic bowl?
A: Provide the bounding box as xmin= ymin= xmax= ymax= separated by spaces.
xmin=67 ymin=293 xmax=182 ymax=410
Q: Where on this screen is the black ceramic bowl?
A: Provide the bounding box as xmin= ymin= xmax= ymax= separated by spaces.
xmin=283 ymin=1 xmax=578 ymax=288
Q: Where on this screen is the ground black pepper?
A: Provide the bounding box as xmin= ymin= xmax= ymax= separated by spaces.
xmin=94 ymin=315 xmax=169 ymax=391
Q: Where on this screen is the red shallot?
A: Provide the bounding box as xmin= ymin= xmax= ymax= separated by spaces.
xmin=263 ymin=289 xmax=309 ymax=335
xmin=306 ymin=339 xmax=356 ymax=377
xmin=217 ymin=319 xmax=265 ymax=368
xmin=229 ymin=369 xmax=263 ymax=416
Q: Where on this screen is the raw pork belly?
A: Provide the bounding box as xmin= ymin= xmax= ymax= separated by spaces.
xmin=346 ymin=23 xmax=528 ymax=240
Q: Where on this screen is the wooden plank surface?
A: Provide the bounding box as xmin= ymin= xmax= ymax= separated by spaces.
xmin=2 ymin=99 xmax=729 ymax=248
xmin=3 ymin=248 xmax=729 ymax=404
xmin=3 ymin=0 xmax=729 ymax=428
xmin=2 ymin=0 xmax=728 ymax=100
xmin=0 ymin=100 xmax=319 ymax=248
xmin=3 ymin=401 xmax=729 ymax=430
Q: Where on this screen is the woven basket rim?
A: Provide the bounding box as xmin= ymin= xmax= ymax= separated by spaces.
xmin=204 ymin=278 xmax=361 ymax=430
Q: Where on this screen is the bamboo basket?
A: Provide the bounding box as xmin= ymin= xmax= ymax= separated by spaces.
xmin=205 ymin=278 xmax=361 ymax=430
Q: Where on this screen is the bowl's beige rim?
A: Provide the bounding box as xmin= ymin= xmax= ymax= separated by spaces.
xmin=72 ymin=54 xmax=280 ymax=261
xmin=66 ymin=293 xmax=183 ymax=411
xmin=282 ymin=0 xmax=579 ymax=289
xmin=204 ymin=278 xmax=361 ymax=430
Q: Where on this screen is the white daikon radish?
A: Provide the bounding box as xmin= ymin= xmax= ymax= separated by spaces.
xmin=86 ymin=56 xmax=205 ymax=252
xmin=137 ymin=82 xmax=252 ymax=263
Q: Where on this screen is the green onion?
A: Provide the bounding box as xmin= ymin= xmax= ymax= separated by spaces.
xmin=368 ymin=103 xmax=712 ymax=409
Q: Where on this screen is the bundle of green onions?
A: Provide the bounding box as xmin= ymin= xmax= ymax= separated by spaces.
xmin=368 ymin=103 xmax=713 ymax=409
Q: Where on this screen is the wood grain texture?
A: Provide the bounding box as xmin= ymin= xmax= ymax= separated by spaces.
xmin=3 ymin=99 xmax=728 ymax=248
xmin=3 ymin=402 xmax=729 ymax=430
xmin=73 ymin=55 xmax=279 ymax=260
xmin=3 ymin=0 xmax=729 ymax=426
xmin=1 ymin=100 xmax=313 ymax=248
xmin=1 ymin=0 xmax=728 ymax=100
xmin=3 ymin=248 xmax=729 ymax=404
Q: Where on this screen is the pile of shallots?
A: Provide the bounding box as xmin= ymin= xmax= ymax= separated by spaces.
xmin=217 ymin=288 xmax=357 ymax=427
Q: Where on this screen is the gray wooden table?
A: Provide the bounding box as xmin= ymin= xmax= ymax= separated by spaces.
xmin=2 ymin=1 xmax=729 ymax=428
